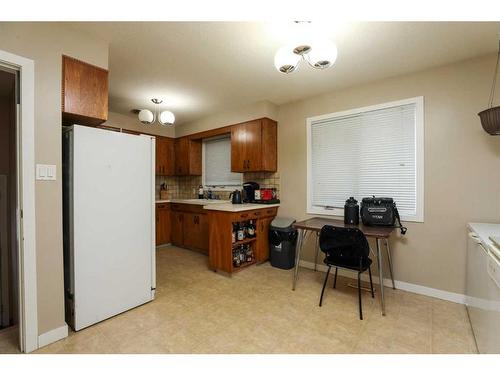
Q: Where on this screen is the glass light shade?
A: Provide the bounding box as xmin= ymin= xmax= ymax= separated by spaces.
xmin=138 ymin=109 xmax=154 ymax=124
xmin=159 ymin=110 xmax=175 ymax=126
xmin=274 ymin=46 xmax=300 ymax=74
xmin=307 ymin=40 xmax=338 ymax=69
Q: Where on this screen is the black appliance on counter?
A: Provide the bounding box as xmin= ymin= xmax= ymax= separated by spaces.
xmin=229 ymin=190 xmax=243 ymax=204
xmin=242 ymin=181 xmax=259 ymax=203
xmin=344 ymin=197 xmax=360 ymax=225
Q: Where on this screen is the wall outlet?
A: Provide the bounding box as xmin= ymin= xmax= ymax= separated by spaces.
xmin=36 ymin=164 xmax=57 ymax=181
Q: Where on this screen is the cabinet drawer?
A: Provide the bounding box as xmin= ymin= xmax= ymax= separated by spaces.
xmin=156 ymin=203 xmax=170 ymax=210
xmin=231 ymin=207 xmax=278 ymax=221
xmin=171 ymin=203 xmax=206 ymax=214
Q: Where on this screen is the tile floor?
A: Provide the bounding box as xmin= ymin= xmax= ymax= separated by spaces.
xmin=2 ymin=245 xmax=477 ymax=354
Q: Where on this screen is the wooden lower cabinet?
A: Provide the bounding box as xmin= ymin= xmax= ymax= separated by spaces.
xmin=208 ymin=207 xmax=278 ymax=273
xmin=255 ymin=216 xmax=274 ymax=262
xmin=170 ymin=204 xmax=208 ymax=253
xmin=156 ymin=203 xmax=171 ymax=246
xmin=171 ymin=211 xmax=184 ymax=246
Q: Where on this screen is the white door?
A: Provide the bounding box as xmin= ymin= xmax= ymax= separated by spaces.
xmin=72 ymin=125 xmax=155 ymax=330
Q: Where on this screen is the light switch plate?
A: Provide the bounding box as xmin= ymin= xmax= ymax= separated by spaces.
xmin=36 ymin=164 xmax=57 ymax=181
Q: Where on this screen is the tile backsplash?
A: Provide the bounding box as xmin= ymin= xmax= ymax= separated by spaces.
xmin=156 ymin=172 xmax=280 ymax=200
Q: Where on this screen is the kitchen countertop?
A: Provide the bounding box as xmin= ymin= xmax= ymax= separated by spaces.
xmin=468 ymin=222 xmax=500 ymax=259
xmin=155 ymin=199 xmax=230 ymax=205
xmin=155 ymin=198 xmax=280 ymax=212
xmin=203 ymin=203 xmax=280 ymax=212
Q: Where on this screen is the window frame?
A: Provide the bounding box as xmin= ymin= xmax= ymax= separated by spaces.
xmin=202 ymin=135 xmax=243 ymax=191
xmin=306 ymin=96 xmax=424 ymax=222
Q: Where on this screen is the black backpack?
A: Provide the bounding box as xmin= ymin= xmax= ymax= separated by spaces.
xmin=360 ymin=197 xmax=407 ymax=235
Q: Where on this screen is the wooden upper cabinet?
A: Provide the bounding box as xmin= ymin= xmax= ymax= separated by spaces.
xmin=62 ymin=55 xmax=109 ymax=126
xmin=174 ymin=137 xmax=202 ymax=176
xmin=156 ymin=136 xmax=175 ymax=176
xmin=231 ymin=118 xmax=277 ymax=172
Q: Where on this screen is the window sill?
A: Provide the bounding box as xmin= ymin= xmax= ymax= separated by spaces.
xmin=307 ymin=207 xmax=423 ymax=223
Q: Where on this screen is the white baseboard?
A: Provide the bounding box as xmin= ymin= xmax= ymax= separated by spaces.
xmin=299 ymin=260 xmax=467 ymax=305
xmin=38 ymin=324 xmax=68 ymax=348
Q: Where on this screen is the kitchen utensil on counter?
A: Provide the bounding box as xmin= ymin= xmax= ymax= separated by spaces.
xmin=160 ymin=183 xmax=168 ymax=200
xmin=260 ymin=188 xmax=273 ymax=201
xmin=229 ymin=189 xmax=243 ymax=204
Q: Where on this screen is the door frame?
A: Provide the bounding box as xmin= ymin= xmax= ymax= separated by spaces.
xmin=0 ymin=49 xmax=37 ymax=353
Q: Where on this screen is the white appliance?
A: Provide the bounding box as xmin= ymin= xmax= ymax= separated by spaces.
xmin=466 ymin=223 xmax=500 ymax=353
xmin=63 ymin=125 xmax=156 ymax=331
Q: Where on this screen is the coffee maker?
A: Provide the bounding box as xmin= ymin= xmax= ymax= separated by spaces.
xmin=242 ymin=182 xmax=260 ymax=203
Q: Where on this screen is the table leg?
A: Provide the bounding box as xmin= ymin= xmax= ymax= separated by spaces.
xmin=292 ymin=229 xmax=305 ymax=291
xmin=376 ymin=238 xmax=386 ymax=316
xmin=385 ymin=238 xmax=396 ymax=290
xmin=314 ymin=232 xmax=320 ymax=271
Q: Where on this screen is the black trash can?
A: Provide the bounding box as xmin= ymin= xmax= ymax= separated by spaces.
xmin=269 ymin=217 xmax=298 ymax=270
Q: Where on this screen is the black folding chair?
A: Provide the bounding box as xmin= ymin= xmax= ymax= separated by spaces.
xmin=318 ymin=225 xmax=374 ymax=320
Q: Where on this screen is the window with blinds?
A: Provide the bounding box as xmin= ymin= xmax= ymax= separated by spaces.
xmin=307 ymin=97 xmax=424 ymax=222
xmin=203 ymin=135 xmax=242 ymax=189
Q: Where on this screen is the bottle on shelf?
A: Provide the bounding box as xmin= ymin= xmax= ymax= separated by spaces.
xmin=239 ymin=245 xmax=246 ymax=263
xmin=246 ymin=245 xmax=253 ymax=263
xmin=247 ymin=220 xmax=256 ymax=238
xmin=236 ymin=223 xmax=245 ymax=241
xmin=233 ymin=248 xmax=241 ymax=267
xmin=198 ymin=185 xmax=204 ymax=199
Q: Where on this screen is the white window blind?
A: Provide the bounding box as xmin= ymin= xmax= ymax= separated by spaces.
xmin=203 ymin=136 xmax=242 ymax=188
xmin=308 ymin=99 xmax=423 ymax=220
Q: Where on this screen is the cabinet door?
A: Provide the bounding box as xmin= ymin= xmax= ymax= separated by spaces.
xmin=261 ymin=118 xmax=277 ymax=172
xmin=188 ymin=140 xmax=202 ymax=176
xmin=62 ymin=55 xmax=109 ymax=126
xmin=182 ymin=213 xmax=198 ymax=249
xmin=255 ymin=217 xmax=274 ymax=262
xmin=156 ymin=137 xmax=175 ymax=176
xmin=244 ymin=119 xmax=262 ymax=171
xmin=164 ymin=137 xmax=175 ymax=176
xmin=171 ymin=211 xmax=184 ymax=246
xmin=156 ymin=206 xmax=171 ymax=246
xmin=155 ymin=137 xmax=165 ymax=175
xmin=174 ymin=138 xmax=188 ymax=175
xmin=231 ymin=123 xmax=247 ymax=172
xmin=196 ymin=214 xmax=209 ymax=253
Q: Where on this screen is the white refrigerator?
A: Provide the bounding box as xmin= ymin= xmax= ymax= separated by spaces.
xmin=63 ymin=125 xmax=156 ymax=331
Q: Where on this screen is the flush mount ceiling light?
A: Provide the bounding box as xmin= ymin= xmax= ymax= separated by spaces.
xmin=274 ymin=22 xmax=338 ymax=74
xmin=137 ymin=98 xmax=175 ymax=126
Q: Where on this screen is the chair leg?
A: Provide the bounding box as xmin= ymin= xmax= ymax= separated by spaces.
xmin=319 ymin=266 xmax=331 ymax=307
xmin=358 ymin=271 xmax=363 ymax=320
xmin=333 ymin=267 xmax=338 ymax=289
xmin=368 ymin=266 xmax=375 ymax=298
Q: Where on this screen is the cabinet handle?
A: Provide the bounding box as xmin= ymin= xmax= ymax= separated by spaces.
xmin=247 ymin=160 xmax=250 ymax=169
xmin=240 ymin=213 xmax=248 ymax=218
xmin=254 ymin=211 xmax=261 ymax=216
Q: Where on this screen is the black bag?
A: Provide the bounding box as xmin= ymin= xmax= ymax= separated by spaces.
xmin=360 ymin=197 xmax=407 ymax=235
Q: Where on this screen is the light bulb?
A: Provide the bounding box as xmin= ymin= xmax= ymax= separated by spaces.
xmin=138 ymin=109 xmax=154 ymax=124
xmin=274 ymin=46 xmax=300 ymax=74
xmin=159 ymin=110 xmax=175 ymax=126
xmin=307 ymin=40 xmax=338 ymax=70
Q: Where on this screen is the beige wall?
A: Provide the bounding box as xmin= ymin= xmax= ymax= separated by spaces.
xmin=104 ymin=111 xmax=175 ymax=138
xmin=173 ymin=54 xmax=500 ymax=295
xmin=278 ymin=54 xmax=500 ymax=295
xmin=0 ymin=22 xmax=109 ymax=335
xmin=175 ymin=100 xmax=278 ymax=137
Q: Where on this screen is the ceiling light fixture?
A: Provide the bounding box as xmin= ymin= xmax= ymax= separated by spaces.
xmin=274 ymin=22 xmax=338 ymax=74
xmin=138 ymin=98 xmax=175 ymax=126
